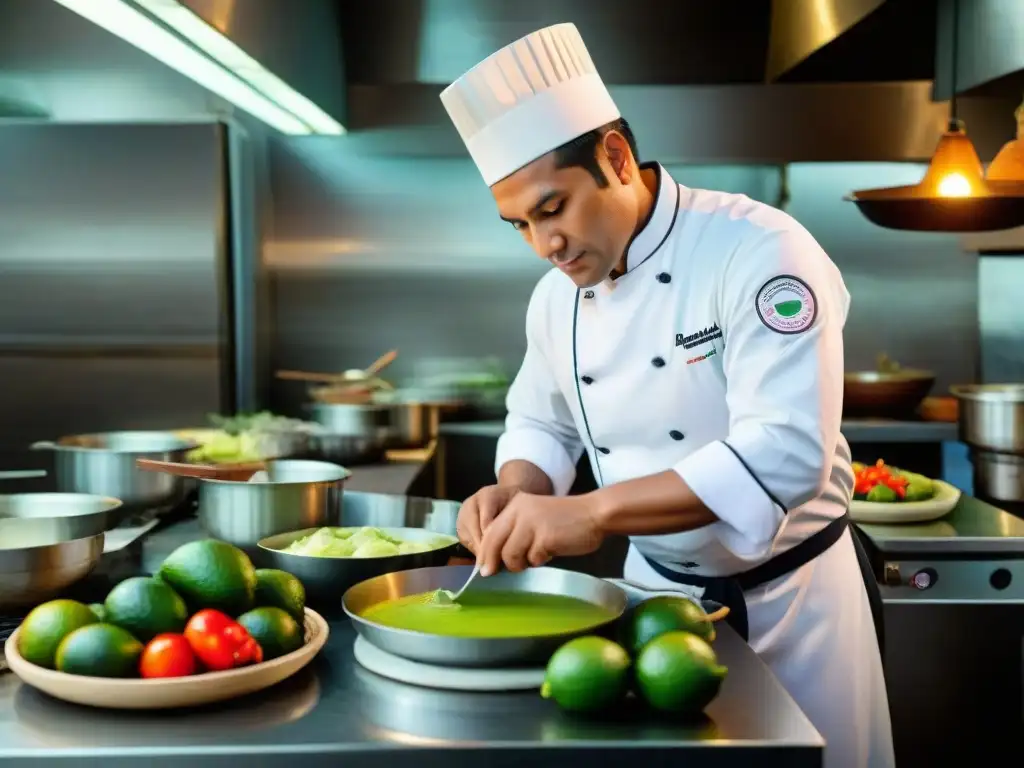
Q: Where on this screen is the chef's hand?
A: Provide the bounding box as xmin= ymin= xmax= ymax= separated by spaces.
xmin=456 ymin=484 xmax=522 ymax=554
xmin=477 ymin=493 xmax=604 ymax=576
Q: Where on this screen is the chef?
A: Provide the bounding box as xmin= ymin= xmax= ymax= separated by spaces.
xmin=442 ymin=22 xmax=894 ymax=768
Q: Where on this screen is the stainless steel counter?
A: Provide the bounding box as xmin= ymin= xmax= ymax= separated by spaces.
xmin=440 ymin=419 xmax=960 ymax=443
xmin=0 ymin=491 xmax=824 ymax=767
xmin=858 ymin=494 xmax=1024 ymax=558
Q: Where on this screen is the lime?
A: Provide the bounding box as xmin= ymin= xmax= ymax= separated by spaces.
xmin=254 ymin=569 xmax=306 ymax=623
xmin=623 ymin=596 xmax=716 ymax=655
xmin=634 ymin=631 xmax=728 ymax=714
xmin=55 ymin=623 xmax=144 ymax=678
xmin=158 ymin=539 xmax=256 ymax=616
xmin=237 ymin=607 xmax=304 ymax=660
xmin=866 ymin=484 xmax=897 ymax=503
xmin=88 ymin=603 xmax=107 ymax=622
xmin=540 ymin=635 xmax=631 ymax=713
xmin=16 ymin=599 xmax=98 ymax=669
xmin=104 ymin=576 xmax=189 ymax=642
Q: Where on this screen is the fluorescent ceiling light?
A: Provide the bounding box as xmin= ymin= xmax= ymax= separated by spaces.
xmin=131 ymin=0 xmax=345 ymax=135
xmin=49 ymin=0 xmax=311 ymax=135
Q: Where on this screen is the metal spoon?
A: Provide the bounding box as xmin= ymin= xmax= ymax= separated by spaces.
xmin=451 ymin=560 xmax=481 ymax=602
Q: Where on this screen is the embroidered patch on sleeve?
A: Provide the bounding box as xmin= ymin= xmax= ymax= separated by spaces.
xmin=755 ymin=275 xmax=817 ymax=334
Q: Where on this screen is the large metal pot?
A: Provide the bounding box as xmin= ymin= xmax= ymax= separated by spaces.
xmin=307 ymin=403 xmax=394 ymax=464
xmin=951 ymin=384 xmax=1024 ymax=454
xmin=197 ymin=459 xmax=351 ymax=550
xmin=371 ymin=391 xmax=446 ymax=449
xmin=951 ymin=384 xmax=1024 ymax=503
xmin=969 ymin=450 xmax=1024 ymax=503
xmin=31 ymin=431 xmax=197 ymax=518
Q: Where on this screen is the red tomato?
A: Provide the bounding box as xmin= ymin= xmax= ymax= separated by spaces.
xmin=184 ymin=609 xmax=262 ymax=671
xmin=140 ymin=633 xmax=197 ymax=679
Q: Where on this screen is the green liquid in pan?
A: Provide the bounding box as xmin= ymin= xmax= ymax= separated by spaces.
xmin=359 ymin=590 xmax=617 ymax=638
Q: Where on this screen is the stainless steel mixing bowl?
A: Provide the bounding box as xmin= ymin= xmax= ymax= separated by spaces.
xmin=0 ymin=532 xmax=105 ymax=610
xmin=0 ymin=493 xmax=122 ymax=547
xmin=258 ymin=526 xmax=458 ymax=606
xmin=342 ymin=565 xmax=628 ymax=668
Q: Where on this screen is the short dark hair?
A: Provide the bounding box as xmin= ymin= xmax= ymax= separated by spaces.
xmin=552 ymin=118 xmax=639 ymax=188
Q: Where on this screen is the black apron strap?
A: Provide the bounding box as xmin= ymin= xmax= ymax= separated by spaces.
xmin=643 ymin=558 xmax=751 ymax=640
xmin=851 ymin=525 xmax=885 ymax=661
xmin=641 ymin=513 xmax=852 ymax=643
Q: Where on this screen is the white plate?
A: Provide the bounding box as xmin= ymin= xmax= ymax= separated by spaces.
xmin=4 ymin=608 xmax=328 ymax=709
xmin=850 ymin=480 xmax=961 ymax=524
xmin=353 ymin=635 xmax=544 ymax=691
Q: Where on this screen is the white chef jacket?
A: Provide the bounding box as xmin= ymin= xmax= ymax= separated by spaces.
xmin=494 ymin=162 xmax=855 ymax=576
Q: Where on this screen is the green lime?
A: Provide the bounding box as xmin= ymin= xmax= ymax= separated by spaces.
xmin=16 ymin=600 xmax=99 ymax=669
xmin=254 ymin=569 xmax=306 ymax=623
xmin=866 ymin=484 xmax=898 ymax=503
xmin=88 ymin=603 xmax=107 ymax=622
xmin=540 ymin=635 xmax=631 ymax=713
xmin=103 ymin=576 xmax=189 ymax=642
xmin=55 ymin=623 xmax=143 ymax=678
xmin=635 ymin=631 xmax=728 ymax=714
xmin=237 ymin=606 xmax=304 ymax=660
xmin=158 ymin=539 xmax=256 ymax=616
xmin=623 ymin=596 xmax=716 ymax=655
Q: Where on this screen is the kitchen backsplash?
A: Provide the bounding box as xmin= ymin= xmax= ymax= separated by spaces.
xmin=266 ymin=139 xmax=979 ymax=414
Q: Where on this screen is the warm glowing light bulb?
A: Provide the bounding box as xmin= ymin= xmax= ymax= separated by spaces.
xmin=937 ymin=173 xmax=972 ymax=197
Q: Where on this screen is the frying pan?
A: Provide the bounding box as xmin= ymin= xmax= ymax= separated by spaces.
xmin=847 ymin=185 xmax=1024 ymax=232
xmin=342 ymin=565 xmax=628 ymax=668
xmin=843 ymin=370 xmax=935 ymax=418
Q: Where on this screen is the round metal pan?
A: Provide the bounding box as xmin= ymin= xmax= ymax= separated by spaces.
xmin=342 ymin=565 xmax=628 ymax=668
xmin=0 ymin=493 xmax=122 ymax=548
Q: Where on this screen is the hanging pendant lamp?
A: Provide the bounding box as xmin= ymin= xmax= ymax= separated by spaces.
xmin=847 ymin=0 xmax=1024 ymax=232
xmin=985 ymin=95 xmax=1024 ymax=184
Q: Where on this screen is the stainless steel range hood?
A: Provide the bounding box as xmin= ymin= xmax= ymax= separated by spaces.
xmin=765 ymin=0 xmax=887 ymax=82
xmin=339 ymin=0 xmax=772 ymax=86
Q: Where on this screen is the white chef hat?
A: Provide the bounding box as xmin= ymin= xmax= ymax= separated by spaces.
xmin=440 ymin=23 xmax=621 ymax=186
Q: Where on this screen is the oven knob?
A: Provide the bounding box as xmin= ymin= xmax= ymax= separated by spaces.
xmin=911 ymin=568 xmax=938 ymax=590
xmin=884 ymin=563 xmax=901 ymax=586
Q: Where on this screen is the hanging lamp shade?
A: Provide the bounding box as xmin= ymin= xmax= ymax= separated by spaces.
xmin=985 ymin=97 xmax=1024 ymax=184
xmin=848 ymin=118 xmax=1024 ymax=232
xmin=916 ymin=119 xmax=986 ymax=197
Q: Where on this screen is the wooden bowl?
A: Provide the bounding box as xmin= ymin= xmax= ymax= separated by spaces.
xmin=843 ymin=370 xmax=935 ymax=419
xmin=4 ymin=608 xmax=328 ymax=709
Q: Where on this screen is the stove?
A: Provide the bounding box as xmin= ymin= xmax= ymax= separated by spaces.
xmin=858 ymin=494 xmax=1024 ymax=600
xmin=856 ymin=494 xmax=1024 ymax=767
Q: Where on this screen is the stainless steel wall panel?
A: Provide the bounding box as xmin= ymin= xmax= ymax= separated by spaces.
xmin=0 ymin=123 xmax=225 ymax=345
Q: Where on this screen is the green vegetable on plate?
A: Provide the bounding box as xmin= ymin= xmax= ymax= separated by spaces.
xmin=280 ymin=526 xmax=454 ymax=558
